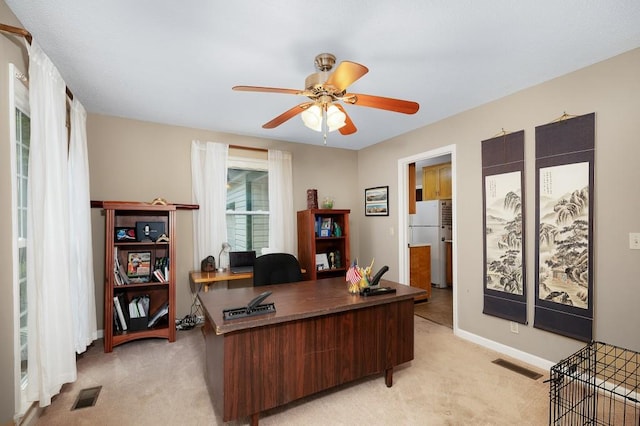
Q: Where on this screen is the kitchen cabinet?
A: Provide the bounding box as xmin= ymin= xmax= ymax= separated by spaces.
xmin=422 ymin=163 xmax=452 ymax=200
xmin=445 ymin=241 xmax=453 ymax=286
xmin=408 ymin=162 xmax=417 ymax=214
xmin=409 ymin=245 xmax=431 ymax=300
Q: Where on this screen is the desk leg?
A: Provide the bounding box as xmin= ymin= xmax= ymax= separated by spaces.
xmin=250 ymin=412 xmax=259 ymax=426
xmin=385 ymin=367 xmax=393 ymax=387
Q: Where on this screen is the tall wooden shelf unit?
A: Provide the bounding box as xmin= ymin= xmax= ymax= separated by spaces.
xmin=297 ymin=209 xmax=350 ymax=281
xmin=102 ymin=201 xmax=176 ymax=353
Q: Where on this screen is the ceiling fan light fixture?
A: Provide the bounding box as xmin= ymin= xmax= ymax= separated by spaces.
xmin=301 ymin=104 xmax=322 ymax=132
xmin=326 ymin=104 xmax=346 ymax=131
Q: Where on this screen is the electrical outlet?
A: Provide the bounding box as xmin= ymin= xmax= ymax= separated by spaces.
xmin=510 ymin=321 xmax=519 ymax=334
xmin=630 ymin=233 xmax=640 ymax=250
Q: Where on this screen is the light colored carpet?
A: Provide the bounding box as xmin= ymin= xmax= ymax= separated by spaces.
xmin=34 ymin=317 xmax=549 ymax=425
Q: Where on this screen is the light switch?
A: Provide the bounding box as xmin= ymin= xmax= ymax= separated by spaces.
xmin=630 ymin=233 xmax=640 ymax=250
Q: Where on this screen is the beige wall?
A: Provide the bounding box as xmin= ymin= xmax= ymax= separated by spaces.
xmin=87 ymin=115 xmax=359 ymax=327
xmin=357 ymin=48 xmax=640 ymax=361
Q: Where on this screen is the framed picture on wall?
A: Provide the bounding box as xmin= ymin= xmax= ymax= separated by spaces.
xmin=365 ymin=186 xmax=389 ymax=216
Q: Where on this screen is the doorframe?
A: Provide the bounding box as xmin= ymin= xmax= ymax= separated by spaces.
xmin=397 ymin=144 xmax=458 ymax=331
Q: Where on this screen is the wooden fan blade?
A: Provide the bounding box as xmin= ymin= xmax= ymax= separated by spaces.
xmin=262 ymin=102 xmax=314 ymax=129
xmin=233 ymin=85 xmax=304 ymax=95
xmin=335 ymin=104 xmax=357 ymax=135
xmin=343 ymin=93 xmax=419 ymax=114
xmin=325 ymin=61 xmax=369 ymax=92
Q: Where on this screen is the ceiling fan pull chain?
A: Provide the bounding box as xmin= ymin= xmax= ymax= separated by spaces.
xmin=323 ymin=106 xmax=328 ymax=145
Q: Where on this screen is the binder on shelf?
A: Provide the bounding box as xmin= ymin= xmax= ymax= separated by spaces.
xmin=138 ymin=294 xmax=150 ymax=317
xmin=128 ymin=295 xmax=149 ymax=331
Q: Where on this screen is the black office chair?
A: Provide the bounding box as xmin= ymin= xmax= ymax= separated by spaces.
xmin=253 ymin=253 xmax=303 ymax=287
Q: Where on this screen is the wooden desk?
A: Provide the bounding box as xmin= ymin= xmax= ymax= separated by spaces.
xmin=199 ymin=277 xmax=425 ymax=425
xmin=190 ymin=270 xmax=252 ymax=292
xmin=190 ymin=268 xmax=306 ymax=291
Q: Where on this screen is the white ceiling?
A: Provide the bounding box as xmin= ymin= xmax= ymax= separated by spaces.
xmin=6 ymin=1 xmax=640 ymax=150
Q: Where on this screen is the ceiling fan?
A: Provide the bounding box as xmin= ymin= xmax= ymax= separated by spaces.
xmin=232 ymin=53 xmax=419 ymax=137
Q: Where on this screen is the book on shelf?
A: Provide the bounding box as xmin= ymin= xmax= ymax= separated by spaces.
xmin=113 ymin=311 xmax=121 ymax=332
xmin=118 ymin=262 xmax=130 ymax=284
xmin=147 ymin=301 xmax=169 ymax=328
xmin=113 ymin=264 xmax=122 ymax=286
xmin=113 ymin=247 xmax=130 ymax=285
xmin=113 ymin=295 xmax=128 ymax=331
xmin=152 ymin=269 xmax=166 ymax=283
xmin=152 ymin=256 xmax=170 ymax=283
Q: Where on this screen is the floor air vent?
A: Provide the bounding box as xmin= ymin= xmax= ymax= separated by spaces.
xmin=71 ymin=386 xmax=102 ymax=410
xmin=492 ymin=358 xmax=543 ymax=380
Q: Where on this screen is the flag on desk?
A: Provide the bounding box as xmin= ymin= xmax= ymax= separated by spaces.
xmin=346 ymin=262 xmax=362 ymax=285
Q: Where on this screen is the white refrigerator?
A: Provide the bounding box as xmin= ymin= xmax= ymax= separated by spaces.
xmin=408 ymin=200 xmax=452 ymax=288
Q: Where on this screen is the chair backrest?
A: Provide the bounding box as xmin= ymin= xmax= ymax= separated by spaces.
xmin=253 ymin=253 xmax=303 ymax=287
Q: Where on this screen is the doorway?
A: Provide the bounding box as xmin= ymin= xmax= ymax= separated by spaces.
xmin=397 ymin=145 xmax=456 ymax=330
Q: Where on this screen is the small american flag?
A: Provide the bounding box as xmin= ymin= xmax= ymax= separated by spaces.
xmin=346 ymin=264 xmax=362 ymax=285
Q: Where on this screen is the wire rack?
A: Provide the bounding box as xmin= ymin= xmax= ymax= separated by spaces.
xmin=549 ymin=341 xmax=639 ymax=425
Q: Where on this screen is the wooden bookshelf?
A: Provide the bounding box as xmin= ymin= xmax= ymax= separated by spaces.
xmin=297 ymin=209 xmax=350 ymax=281
xmin=102 ymin=201 xmax=176 ymax=352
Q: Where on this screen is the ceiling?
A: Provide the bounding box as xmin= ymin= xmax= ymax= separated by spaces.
xmin=5 ymin=1 xmax=640 ymax=151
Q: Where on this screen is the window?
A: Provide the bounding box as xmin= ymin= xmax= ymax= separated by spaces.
xmin=226 ymin=157 xmax=269 ymax=253
xmin=10 ymin=63 xmax=30 ymax=414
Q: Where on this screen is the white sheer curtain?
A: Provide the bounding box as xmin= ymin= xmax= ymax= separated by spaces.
xmin=68 ymin=98 xmax=98 ymax=353
xmin=268 ymin=149 xmax=295 ymax=254
xmin=26 ymin=41 xmax=76 ymax=406
xmin=191 ymin=141 xmax=228 ymax=270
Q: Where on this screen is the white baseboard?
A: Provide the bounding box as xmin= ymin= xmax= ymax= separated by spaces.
xmin=455 ymin=327 xmax=556 ymax=372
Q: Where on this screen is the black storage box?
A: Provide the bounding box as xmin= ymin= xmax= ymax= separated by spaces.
xmin=129 ymin=316 xmax=148 ymax=331
xmin=135 ymin=221 xmax=165 ymax=242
